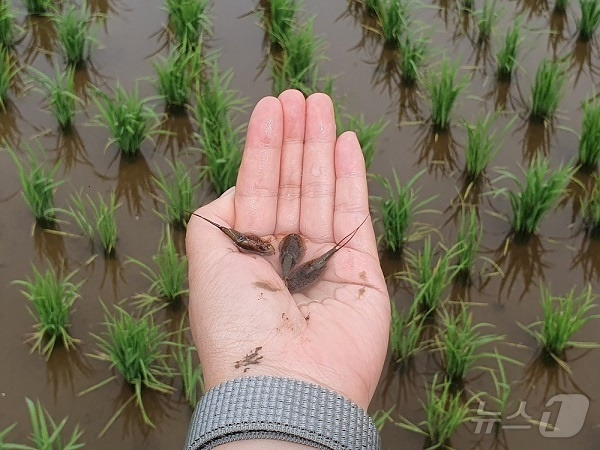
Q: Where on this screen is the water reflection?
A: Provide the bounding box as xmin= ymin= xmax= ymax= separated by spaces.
xmin=46 ymin=346 xmax=94 ymax=401
xmin=515 ymin=0 xmax=550 ymax=19
xmin=571 ymin=234 xmax=600 ymax=282
xmin=370 ymin=47 xmax=400 ymax=97
xmin=570 ymin=39 xmax=600 ymax=87
xmin=0 ymin=100 xmax=23 ymax=148
xmin=22 ymin=16 xmax=57 ymax=65
xmin=493 ymin=234 xmax=551 ymax=304
xmin=548 ymin=11 xmax=569 ymax=57
xmin=397 ymin=82 xmax=423 ymax=123
xmin=517 ymin=119 xmax=553 ymax=162
xmin=52 ymin=128 xmax=93 ymax=173
xmin=33 ymin=224 xmax=68 ymax=273
xmin=154 ymin=110 xmax=196 ymax=160
xmin=415 ymin=128 xmax=459 ymax=177
xmin=340 ymin=2 xmax=381 ymax=56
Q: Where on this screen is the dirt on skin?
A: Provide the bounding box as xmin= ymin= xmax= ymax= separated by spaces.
xmin=1 ymin=0 xmax=600 ymax=449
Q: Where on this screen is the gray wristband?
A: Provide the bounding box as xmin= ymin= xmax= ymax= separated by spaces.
xmin=185 ymin=376 xmax=381 ymax=450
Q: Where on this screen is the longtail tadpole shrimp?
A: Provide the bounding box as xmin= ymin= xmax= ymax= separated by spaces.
xmin=279 ymin=233 xmax=306 ymax=281
xmin=190 ymin=212 xmax=275 ymax=255
xmin=285 ymin=215 xmax=370 ymax=293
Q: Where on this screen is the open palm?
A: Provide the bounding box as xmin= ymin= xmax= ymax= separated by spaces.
xmin=187 ymin=91 xmax=390 ymax=409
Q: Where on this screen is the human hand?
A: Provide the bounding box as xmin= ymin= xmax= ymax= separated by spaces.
xmin=186 ymin=90 xmax=390 ymax=410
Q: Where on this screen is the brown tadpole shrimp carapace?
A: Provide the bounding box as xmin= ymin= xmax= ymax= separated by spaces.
xmin=279 ymin=233 xmax=306 ymax=280
xmin=285 ymin=215 xmax=370 ymax=293
xmin=191 ymin=212 xmax=275 ymax=255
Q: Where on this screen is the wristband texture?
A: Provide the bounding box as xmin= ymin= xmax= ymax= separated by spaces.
xmin=185 ymin=376 xmax=381 ymax=450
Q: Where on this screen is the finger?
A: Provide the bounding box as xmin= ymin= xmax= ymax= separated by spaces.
xmin=234 ymin=96 xmax=283 ymax=235
xmin=299 ymin=93 xmax=337 ymax=242
xmin=333 ymin=132 xmax=379 ymax=260
xmin=275 ymin=89 xmax=306 ymax=234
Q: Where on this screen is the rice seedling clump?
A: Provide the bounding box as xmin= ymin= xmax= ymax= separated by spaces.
xmin=262 ymin=0 xmax=298 ymax=47
xmin=154 ymin=46 xmax=202 ymax=110
xmin=529 ymin=58 xmax=567 ymax=122
xmin=555 ymin=0 xmax=569 ymax=11
xmin=15 ymin=398 xmax=85 ymax=449
xmin=378 ymin=170 xmax=434 ymax=252
xmin=437 ymin=306 xmax=502 ymax=383
xmin=13 ymin=266 xmax=81 ymax=358
xmin=578 ymin=98 xmax=600 ymax=169
xmin=173 ymin=318 xmax=204 ymax=407
xmin=476 ymin=0 xmax=498 ymax=41
xmin=129 ymin=228 xmax=188 ymax=306
xmin=400 ymin=238 xmax=458 ymax=313
xmin=0 ymin=2 xmax=17 ymax=48
xmin=389 ymin=302 xmax=427 ymax=363
xmin=578 ymin=0 xmax=600 ymax=40
xmin=454 ymin=208 xmax=482 ymax=279
xmin=582 ymin=175 xmax=600 ymax=232
xmin=154 ymin=159 xmax=198 ymax=227
xmin=521 ymin=285 xmax=599 ymax=360
xmin=425 ymin=59 xmax=468 ymax=131
xmin=0 ymin=47 xmax=18 ymax=111
xmin=29 ymin=66 xmax=80 ymax=130
xmin=496 ymin=19 xmax=521 ymax=81
xmin=495 ymin=156 xmax=573 ymax=237
xmin=54 ymin=4 xmax=96 ymax=67
xmin=463 ymin=114 xmax=503 ymax=180
xmin=64 ymin=191 xmax=119 ymax=255
xmin=86 ymin=304 xmax=174 ymax=432
xmin=195 ymin=61 xmax=244 ymax=195
xmin=272 ymin=20 xmax=325 ymax=96
xmin=339 ymin=114 xmax=387 ymax=169
xmin=397 ymin=374 xmax=475 ymax=447
xmin=377 ymin=0 xmax=408 ymax=48
xmin=7 ymin=144 xmax=61 ymax=223
xmin=165 ymin=0 xmax=210 ymax=49
xmin=22 ymin=0 xmax=53 ymax=16
xmin=91 ymin=83 xmax=161 ymax=156
xmin=399 ymin=33 xmax=428 ymax=85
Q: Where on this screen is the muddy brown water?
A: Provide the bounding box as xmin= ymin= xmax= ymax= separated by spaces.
xmin=1 ymin=0 xmax=600 ymax=448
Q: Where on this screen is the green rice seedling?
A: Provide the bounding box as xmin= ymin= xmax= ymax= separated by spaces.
xmin=372 ymin=407 xmax=395 ymax=431
xmin=495 ymin=156 xmax=573 ymax=237
xmin=529 ymin=58 xmax=567 ymax=122
xmin=0 ymin=47 xmax=19 ymax=111
xmin=0 ymin=423 xmax=20 ymax=448
xmin=153 ymin=160 xmax=198 ymax=227
xmin=21 ymin=0 xmax=53 ymax=15
xmin=436 ymin=306 xmax=502 ymax=383
xmin=520 ymin=285 xmax=599 ymax=361
xmin=425 ymin=59 xmax=468 ymax=131
xmin=487 ymin=351 xmax=511 ymax=432
xmin=7 ymin=398 xmax=85 ymax=449
xmin=173 ymin=317 xmax=204 ymax=407
xmin=13 ymin=266 xmax=81 ymax=358
xmin=365 ymin=0 xmax=382 ymax=15
xmin=165 ymin=0 xmax=210 ymax=49
xmin=339 ymin=114 xmax=387 ymax=169
xmin=578 ymin=98 xmax=600 ymax=168
xmin=29 ymin=66 xmax=80 ymax=130
xmin=91 ymin=83 xmax=161 ymax=156
xmin=399 ymin=33 xmax=428 ymax=85
xmin=262 ymin=0 xmax=298 ymax=47
xmin=7 ymin=144 xmax=61 ymax=223
xmin=555 ymin=0 xmax=569 ymax=11
xmin=0 ymin=2 xmax=17 ymax=47
xmin=496 ymin=19 xmax=521 ymax=81
xmin=396 ymin=374 xmax=475 ymax=447
xmin=400 ymin=238 xmax=459 ymax=313
xmin=65 ymin=191 xmax=119 ymax=255
xmin=154 ymin=46 xmax=202 ymax=110
xmin=463 ymin=114 xmax=514 ymax=180
xmin=454 ymin=208 xmax=482 ymax=279
xmin=578 ymin=0 xmax=600 ymax=40
xmin=390 ymin=302 xmax=427 ymax=363
xmin=377 ymin=169 xmax=435 ymax=252
xmin=54 ymin=4 xmax=96 ymax=67
xmin=195 ymin=61 xmax=244 ymax=195
xmin=582 ymin=175 xmax=600 ymax=231
xmin=377 ymin=0 xmax=408 ymax=48
xmin=272 ymin=20 xmax=325 ymax=96
xmin=83 ymin=303 xmax=174 ymax=434
xmin=129 ymin=228 xmax=188 ymax=307
xmin=476 ymin=0 xmax=498 ymax=42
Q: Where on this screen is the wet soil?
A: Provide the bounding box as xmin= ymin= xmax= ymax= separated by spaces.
xmin=1 ymin=0 xmax=600 ymax=448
